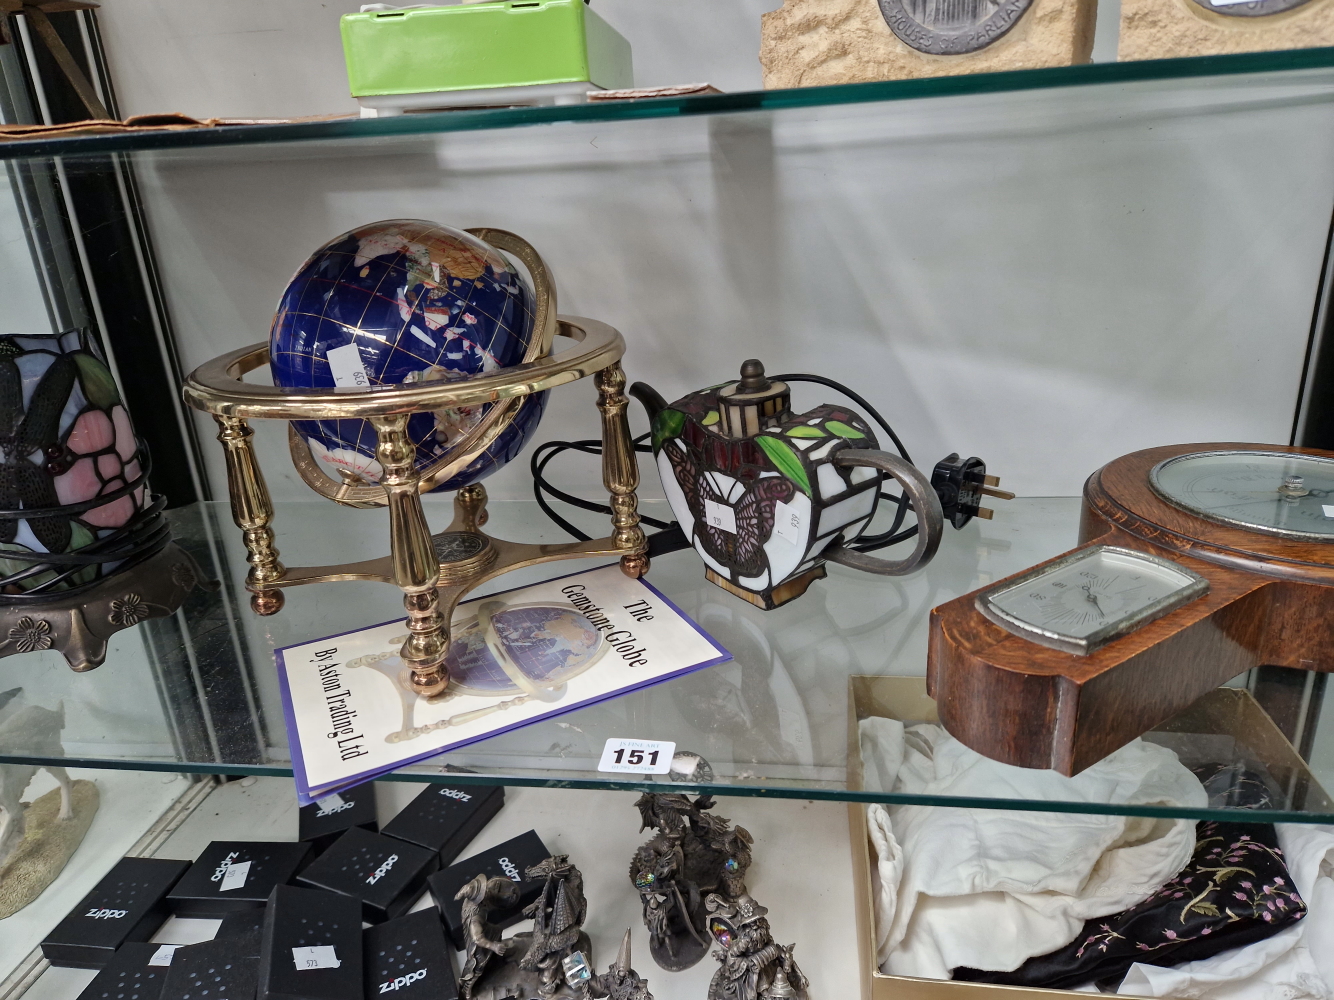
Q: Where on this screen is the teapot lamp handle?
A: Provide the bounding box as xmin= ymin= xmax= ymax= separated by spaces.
xmin=823 ymin=450 xmax=944 ymax=577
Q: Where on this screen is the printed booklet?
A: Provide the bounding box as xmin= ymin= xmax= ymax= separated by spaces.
xmin=276 ymin=563 xmax=732 ymax=803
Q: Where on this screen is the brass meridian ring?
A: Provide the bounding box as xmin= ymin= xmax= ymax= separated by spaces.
xmin=182 ymin=316 xmax=625 ymax=421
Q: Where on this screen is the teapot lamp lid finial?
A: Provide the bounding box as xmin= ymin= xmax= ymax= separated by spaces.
xmin=718 ymin=358 xmax=790 ymax=439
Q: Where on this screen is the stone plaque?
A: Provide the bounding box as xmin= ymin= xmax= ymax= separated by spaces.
xmin=1187 ymin=0 xmax=1313 ymax=15
xmin=877 ymin=0 xmax=1035 ymax=55
xmin=760 ymin=0 xmax=1095 ymax=88
xmin=1121 ymin=0 xmax=1334 ymax=61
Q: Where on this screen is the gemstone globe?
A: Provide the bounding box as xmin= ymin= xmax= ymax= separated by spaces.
xmin=269 ymin=220 xmax=547 ymax=493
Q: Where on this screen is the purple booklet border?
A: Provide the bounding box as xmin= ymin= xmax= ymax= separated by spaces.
xmin=275 ymin=563 xmax=731 ymax=804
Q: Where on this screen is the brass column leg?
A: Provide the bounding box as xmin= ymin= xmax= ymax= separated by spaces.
xmin=214 ymin=415 xmax=286 ymax=615
xmin=371 ymin=414 xmax=449 ymax=697
xmin=596 ymin=363 xmax=649 ymax=578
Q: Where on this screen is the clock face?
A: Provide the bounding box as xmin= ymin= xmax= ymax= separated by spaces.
xmin=1150 ymin=451 xmax=1334 ymax=541
xmin=977 ymin=546 xmax=1209 ymax=655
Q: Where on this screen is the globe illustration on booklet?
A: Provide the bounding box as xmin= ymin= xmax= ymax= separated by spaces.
xmin=269 ymin=219 xmax=548 ymax=492
xmin=446 ymin=604 xmax=605 ymax=696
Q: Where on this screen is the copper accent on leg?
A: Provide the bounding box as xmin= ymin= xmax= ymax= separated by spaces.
xmin=595 ymin=363 xmax=649 ymax=578
xmin=370 ymin=414 xmax=449 ymax=696
xmin=214 ymin=415 xmax=286 ymax=612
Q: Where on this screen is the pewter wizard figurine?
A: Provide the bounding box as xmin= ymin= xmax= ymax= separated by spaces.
xmin=629 ymin=792 xmax=753 ymax=971
xmin=704 ymin=894 xmax=807 ymax=1000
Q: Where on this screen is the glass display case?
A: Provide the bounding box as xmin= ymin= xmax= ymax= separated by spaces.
xmin=3 ymin=23 xmax=1334 ymax=1000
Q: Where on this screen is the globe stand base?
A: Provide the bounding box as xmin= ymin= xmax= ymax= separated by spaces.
xmin=186 ymin=314 xmax=648 ymax=709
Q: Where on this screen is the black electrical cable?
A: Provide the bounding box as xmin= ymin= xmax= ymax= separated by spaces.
xmin=530 ymin=432 xmax=674 ymax=542
xmin=531 ymin=376 xmax=926 ymax=556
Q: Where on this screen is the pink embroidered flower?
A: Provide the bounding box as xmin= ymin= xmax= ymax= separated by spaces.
xmin=1240 ymin=882 xmax=1253 ymax=888
xmin=1234 ymin=892 xmax=1247 ymax=900
xmin=1164 ymin=930 xmax=1177 ymax=940
xmin=1275 ymin=878 xmax=1285 ymax=886
xmin=1262 ymin=912 xmax=1273 ymax=922
xmin=1200 ymin=927 xmax=1212 ymax=935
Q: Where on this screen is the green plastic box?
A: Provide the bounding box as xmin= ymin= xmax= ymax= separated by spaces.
xmin=341 ymin=0 xmax=633 ymax=111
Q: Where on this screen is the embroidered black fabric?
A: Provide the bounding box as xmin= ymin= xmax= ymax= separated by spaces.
xmin=952 ymin=766 xmax=1307 ymax=990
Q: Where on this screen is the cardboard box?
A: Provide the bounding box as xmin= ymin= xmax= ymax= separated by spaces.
xmin=73 ymin=943 xmax=172 ymax=1000
xmin=161 ymin=938 xmax=260 ymax=1000
xmin=426 ymin=830 xmax=549 ymax=950
xmin=299 ymin=791 xmax=379 ymax=857
xmin=167 ymin=841 xmax=312 ymax=917
xmin=296 ymin=828 xmax=439 ymax=925
xmin=845 ymin=676 xmax=1333 ymax=999
xmin=42 ymin=858 xmax=190 ymax=969
xmin=363 ymin=908 xmax=459 ymax=1000
xmin=380 ymin=785 xmax=503 ymax=864
xmin=258 ymin=885 xmax=363 ymax=1000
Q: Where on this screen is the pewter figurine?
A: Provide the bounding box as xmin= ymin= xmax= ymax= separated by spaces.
xmin=455 ymin=856 xmax=594 ymax=1000
xmin=587 ymin=931 xmax=652 ymax=1000
xmin=629 ymin=792 xmax=753 ymax=971
xmin=704 ymin=894 xmax=808 ymax=1000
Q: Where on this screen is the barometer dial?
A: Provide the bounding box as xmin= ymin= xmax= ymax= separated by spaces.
xmin=976 ymin=545 xmax=1208 ymax=655
xmin=1150 ymin=450 xmax=1334 ymax=541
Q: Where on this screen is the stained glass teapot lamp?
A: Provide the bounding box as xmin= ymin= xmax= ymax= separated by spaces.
xmin=0 ymin=329 xmax=204 ymax=671
xmin=182 ymin=222 xmax=647 ymax=700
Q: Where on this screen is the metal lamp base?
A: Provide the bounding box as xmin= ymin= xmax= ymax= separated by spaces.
xmin=0 ymin=542 xmax=207 ymax=672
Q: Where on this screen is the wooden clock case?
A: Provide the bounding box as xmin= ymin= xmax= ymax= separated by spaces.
xmin=928 ymin=442 xmax=1334 ymax=776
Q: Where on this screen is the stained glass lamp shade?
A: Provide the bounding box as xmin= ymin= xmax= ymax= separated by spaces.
xmin=0 ymin=329 xmax=201 ymax=670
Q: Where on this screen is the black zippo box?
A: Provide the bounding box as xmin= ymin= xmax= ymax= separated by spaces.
xmin=215 ymin=909 xmax=266 ymax=957
xmin=363 ymin=909 xmax=459 ymax=1000
xmin=380 ymin=785 xmax=503 ymax=864
xmin=161 ymin=937 xmax=259 ymax=1000
xmin=74 ymin=943 xmax=171 ymax=1000
xmin=299 ymin=791 xmax=379 ymax=856
xmin=426 ymin=830 xmax=549 ymax=950
xmin=259 ymin=885 xmax=363 ymax=1000
xmin=43 ymin=857 xmax=190 ymax=968
xmin=168 ymin=841 xmax=313 ymax=916
xmin=295 ymin=828 xmax=439 ymax=924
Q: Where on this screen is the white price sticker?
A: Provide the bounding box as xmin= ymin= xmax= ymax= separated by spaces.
xmin=148 ymin=945 xmax=178 ymax=967
xmin=598 ymin=738 xmax=676 ymax=774
xmin=314 ymin=793 xmax=345 ymax=815
xmin=219 ymin=859 xmax=251 ymax=892
xmin=292 ymin=946 xmax=341 ymax=970
xmin=1323 ymin=505 xmax=1334 ymax=519
xmin=703 ymin=499 xmax=737 ymax=534
xmin=326 ymin=343 xmax=370 ymax=388
xmin=772 ymin=500 xmax=803 ymax=545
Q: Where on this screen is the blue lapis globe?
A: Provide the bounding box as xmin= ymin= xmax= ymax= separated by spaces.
xmin=270 ymin=220 xmax=547 ymax=492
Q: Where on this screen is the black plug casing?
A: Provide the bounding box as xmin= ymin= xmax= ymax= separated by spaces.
xmin=43 ymin=858 xmax=190 ymax=968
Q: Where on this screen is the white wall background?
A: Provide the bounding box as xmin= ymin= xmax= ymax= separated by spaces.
xmin=87 ymin=0 xmax=1334 ymax=504
xmin=0 ymin=180 xmax=52 ymax=333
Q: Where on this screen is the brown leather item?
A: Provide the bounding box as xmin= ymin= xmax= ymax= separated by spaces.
xmin=928 ymin=442 xmax=1334 ymax=776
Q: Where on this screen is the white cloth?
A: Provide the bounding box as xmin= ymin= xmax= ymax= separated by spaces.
xmin=860 ymin=718 xmax=1207 ymax=980
xmin=1118 ymin=822 xmax=1334 ymax=999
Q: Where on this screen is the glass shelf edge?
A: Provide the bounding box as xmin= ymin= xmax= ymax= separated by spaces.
xmin=6 ymin=752 xmax=1330 ymax=824
xmin=3 ymin=45 xmax=1334 ymax=161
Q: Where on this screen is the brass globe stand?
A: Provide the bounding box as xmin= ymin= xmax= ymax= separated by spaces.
xmin=182 ymin=314 xmax=648 ymax=700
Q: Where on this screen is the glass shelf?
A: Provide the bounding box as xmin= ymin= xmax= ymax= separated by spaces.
xmin=0 ymin=497 xmax=1329 ymax=824
xmin=1 ymin=46 xmax=1334 ymax=163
